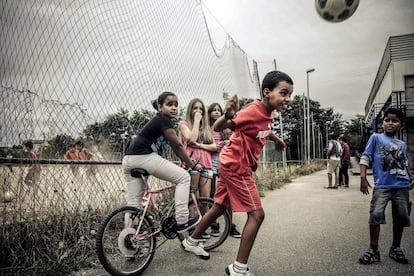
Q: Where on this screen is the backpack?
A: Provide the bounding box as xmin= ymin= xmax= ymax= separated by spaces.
xmin=329 ymin=140 xmax=342 ymax=158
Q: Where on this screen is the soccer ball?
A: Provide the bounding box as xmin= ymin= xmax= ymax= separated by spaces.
xmin=315 ymin=0 xmax=359 ymax=23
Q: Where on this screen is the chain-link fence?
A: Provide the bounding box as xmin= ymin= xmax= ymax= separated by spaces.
xmin=0 ymin=0 xmax=260 ymax=149
xmin=0 ymin=157 xmax=181 ymax=274
xmin=0 ymin=0 xmax=280 ymax=274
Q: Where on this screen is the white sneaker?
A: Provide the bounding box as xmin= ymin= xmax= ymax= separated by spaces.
xmin=181 ymin=238 xmax=210 ymax=260
xmin=225 ymin=264 xmax=254 ymax=276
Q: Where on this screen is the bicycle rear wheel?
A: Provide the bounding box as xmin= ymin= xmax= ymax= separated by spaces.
xmin=177 ymin=197 xmax=230 ymax=251
xmin=96 ymin=206 xmax=156 ymax=276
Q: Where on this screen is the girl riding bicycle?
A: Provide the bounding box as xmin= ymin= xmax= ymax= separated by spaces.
xmin=122 ymin=91 xmax=202 ymax=233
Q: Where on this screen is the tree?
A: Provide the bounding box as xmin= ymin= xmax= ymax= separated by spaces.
xmin=229 ymin=94 xmax=341 ymax=160
xmin=342 ymin=114 xmax=365 ymax=154
xmin=82 ymin=108 xmax=156 ymax=157
xmin=239 ymin=97 xmax=254 ymax=109
xmin=40 ymin=134 xmax=75 ymax=158
xmin=40 ymin=98 xmax=353 ymax=162
xmin=275 ymin=95 xmax=345 ymax=160
xmin=130 ymin=109 xmax=156 ymax=133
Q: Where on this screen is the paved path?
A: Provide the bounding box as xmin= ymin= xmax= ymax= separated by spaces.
xmin=76 ymin=170 xmax=414 ymax=276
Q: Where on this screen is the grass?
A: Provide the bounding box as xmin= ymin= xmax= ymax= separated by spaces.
xmin=255 ymin=161 xmax=326 ymax=196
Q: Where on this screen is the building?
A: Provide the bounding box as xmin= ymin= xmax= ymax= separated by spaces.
xmin=363 ymin=33 xmax=414 ymax=166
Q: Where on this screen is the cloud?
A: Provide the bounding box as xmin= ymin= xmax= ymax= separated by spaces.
xmin=203 ymin=0 xmax=414 ymax=119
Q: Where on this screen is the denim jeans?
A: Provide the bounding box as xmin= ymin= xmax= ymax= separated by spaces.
xmin=369 ymin=187 xmax=411 ymax=227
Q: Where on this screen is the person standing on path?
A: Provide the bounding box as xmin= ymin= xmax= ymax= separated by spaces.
xmin=181 ymin=70 xmax=293 ymax=276
xmin=358 ymin=107 xmax=414 ymax=265
xmin=339 ymin=136 xmax=351 ymax=187
xmin=325 ymin=133 xmax=342 ymax=189
xmin=179 ymin=98 xmax=217 ymax=239
xmin=179 ymin=98 xmax=217 ymax=203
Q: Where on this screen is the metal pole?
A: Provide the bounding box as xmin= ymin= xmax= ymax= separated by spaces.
xmin=279 ymin=113 xmax=287 ymax=171
xmin=312 ymin=113 xmax=315 ymax=159
xmin=306 ymin=68 xmax=315 ymax=162
xmin=325 ymin=122 xmax=330 ymax=151
xmin=318 ymin=125 xmax=322 ymax=158
xmin=306 ymin=93 xmax=309 ymax=162
xmin=318 ymin=123 xmax=321 ymax=159
xmin=302 ymin=94 xmax=307 ymax=163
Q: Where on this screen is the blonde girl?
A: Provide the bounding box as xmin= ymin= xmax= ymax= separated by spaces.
xmin=179 ymin=98 xmax=217 ymax=201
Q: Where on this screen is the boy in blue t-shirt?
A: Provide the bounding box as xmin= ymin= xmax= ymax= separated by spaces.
xmin=359 ymin=108 xmax=414 ymax=265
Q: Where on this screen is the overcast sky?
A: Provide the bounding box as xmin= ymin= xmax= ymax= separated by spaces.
xmin=202 ymin=0 xmax=414 ymax=119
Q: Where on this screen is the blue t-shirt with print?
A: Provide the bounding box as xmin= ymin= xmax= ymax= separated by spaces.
xmin=362 ymin=133 xmax=410 ymax=188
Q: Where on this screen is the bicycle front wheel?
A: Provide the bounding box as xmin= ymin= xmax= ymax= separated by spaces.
xmin=96 ymin=206 xmax=156 ymax=276
xmin=177 ymin=197 xmax=230 ymax=251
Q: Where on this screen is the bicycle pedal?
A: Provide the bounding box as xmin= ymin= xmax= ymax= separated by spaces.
xmin=152 ymin=226 xmax=162 ymax=232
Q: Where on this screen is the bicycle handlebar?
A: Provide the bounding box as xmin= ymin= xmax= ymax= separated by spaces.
xmin=186 ymin=150 xmax=202 ymax=172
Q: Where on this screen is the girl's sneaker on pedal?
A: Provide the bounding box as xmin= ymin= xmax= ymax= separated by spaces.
xmin=176 ymin=215 xmax=201 ymax=233
xmin=225 ymin=264 xmax=254 ymax=276
xmin=181 ymin=238 xmax=210 ymax=260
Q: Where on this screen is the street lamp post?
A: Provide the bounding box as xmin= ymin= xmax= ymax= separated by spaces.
xmin=306 ymin=68 xmax=315 ymax=162
xmin=312 ymin=115 xmax=316 ymax=159
xmin=302 ymin=94 xmax=306 ymax=163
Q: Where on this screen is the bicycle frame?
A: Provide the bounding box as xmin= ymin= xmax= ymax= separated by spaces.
xmin=129 ymin=175 xmax=201 ymax=241
xmin=96 ymin=168 xmax=231 ymax=275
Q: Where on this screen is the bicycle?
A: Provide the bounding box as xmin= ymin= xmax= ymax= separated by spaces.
xmin=96 ymin=167 xmax=231 ymax=276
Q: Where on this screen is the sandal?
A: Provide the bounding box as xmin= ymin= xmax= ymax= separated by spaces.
xmin=359 ymin=248 xmax=380 ymax=264
xmin=389 ymin=247 xmax=408 ymax=264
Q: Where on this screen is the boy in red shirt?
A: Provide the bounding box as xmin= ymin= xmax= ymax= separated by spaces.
xmin=182 ymin=70 xmax=294 ymax=276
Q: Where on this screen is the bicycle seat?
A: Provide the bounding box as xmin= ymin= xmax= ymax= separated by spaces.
xmin=130 ymin=168 xmax=150 ymax=178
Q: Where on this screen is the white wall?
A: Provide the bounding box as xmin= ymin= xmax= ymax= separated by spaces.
xmin=371 ymin=59 xmax=414 ymax=106
xmin=393 ymin=60 xmax=414 ymax=91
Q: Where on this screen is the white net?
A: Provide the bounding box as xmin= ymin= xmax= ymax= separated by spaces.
xmin=0 ymin=2 xmax=262 ymax=272
xmin=0 ymin=0 xmax=260 ymax=148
